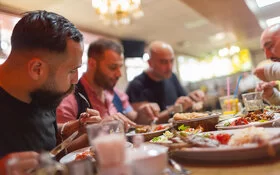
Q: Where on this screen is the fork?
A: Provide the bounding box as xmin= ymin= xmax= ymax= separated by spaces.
xmin=150 ymin=117 xmax=158 ymax=131
xmin=168 ymin=158 xmax=191 ymax=175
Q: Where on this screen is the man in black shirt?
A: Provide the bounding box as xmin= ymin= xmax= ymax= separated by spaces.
xmin=0 ymin=11 xmax=101 ymax=174
xmin=126 ymin=41 xmax=205 ymax=123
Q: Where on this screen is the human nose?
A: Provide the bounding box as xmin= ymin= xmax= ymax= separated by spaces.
xmin=115 ymin=68 xmax=122 ymax=78
xmin=167 ymin=61 xmax=173 ymax=70
xmin=70 ymin=71 xmax=79 ymax=84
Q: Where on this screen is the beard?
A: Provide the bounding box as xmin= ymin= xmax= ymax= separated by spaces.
xmin=94 ymin=66 xmax=118 ymax=91
xmin=30 ymin=84 xmax=75 ymax=110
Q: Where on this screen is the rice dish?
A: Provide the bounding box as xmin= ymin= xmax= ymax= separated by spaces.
xmin=228 ymin=127 xmax=270 ymax=146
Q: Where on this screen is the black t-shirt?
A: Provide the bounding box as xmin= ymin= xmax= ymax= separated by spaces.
xmin=126 ymin=72 xmax=187 ymax=111
xmin=0 ymin=87 xmax=57 ymax=158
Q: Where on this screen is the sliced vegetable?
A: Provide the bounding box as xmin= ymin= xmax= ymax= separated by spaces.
xmin=216 ymin=133 xmax=231 ymax=144
xmin=178 ymin=124 xmax=190 ymax=131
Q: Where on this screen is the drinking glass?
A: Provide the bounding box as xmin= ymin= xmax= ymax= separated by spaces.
xmin=242 ymin=92 xmax=264 ymax=112
xmin=219 ymin=95 xmax=239 ymax=115
xmin=86 ymin=120 xmax=124 ymax=146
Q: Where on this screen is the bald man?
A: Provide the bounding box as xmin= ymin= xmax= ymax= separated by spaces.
xmin=254 ymin=24 xmax=280 ymax=105
xmin=126 ymin=41 xmax=205 ymax=123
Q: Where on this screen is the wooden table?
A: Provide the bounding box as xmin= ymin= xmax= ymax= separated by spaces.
xmin=174 ymin=155 xmax=280 ymax=175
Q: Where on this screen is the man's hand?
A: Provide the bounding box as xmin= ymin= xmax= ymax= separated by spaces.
xmin=0 ymin=151 xmax=39 ymax=175
xmin=189 ymin=90 xmax=205 ymax=102
xmin=79 ymin=108 xmax=102 ymax=125
xmin=175 ymin=96 xmax=193 ymax=111
xmin=254 ymin=67 xmax=267 ymax=81
xmin=137 ymin=103 xmax=160 ymax=123
xmin=256 ymin=81 xmax=277 ymax=99
xmin=105 ymin=113 xmax=136 ymax=131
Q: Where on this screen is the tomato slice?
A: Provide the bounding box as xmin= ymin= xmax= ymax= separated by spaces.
xmin=216 ymin=133 xmax=231 ymax=144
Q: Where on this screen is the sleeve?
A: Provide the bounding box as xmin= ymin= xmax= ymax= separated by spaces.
xmin=265 ymin=88 xmax=280 ymax=105
xmin=114 ymin=89 xmax=133 ymax=114
xmin=126 ymin=79 xmax=146 ymax=103
xmin=264 ymin=63 xmax=280 ymax=81
xmin=56 ymin=93 xmax=78 ymax=123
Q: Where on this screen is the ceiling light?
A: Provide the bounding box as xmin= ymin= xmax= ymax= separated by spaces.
xmin=92 ymin=0 xmax=144 ymax=26
xmin=266 ymin=16 xmax=280 ymax=27
xmin=256 ymin=0 xmax=280 ymax=8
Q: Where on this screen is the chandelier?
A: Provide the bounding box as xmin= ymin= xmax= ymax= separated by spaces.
xmin=92 ymin=0 xmax=144 ymax=25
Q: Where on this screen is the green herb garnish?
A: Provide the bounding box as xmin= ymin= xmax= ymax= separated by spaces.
xmin=178 ymin=124 xmax=190 ymax=131
xmin=224 ymin=122 xmax=231 ymax=126
xmin=259 ymin=119 xmax=268 ymax=122
xmin=151 ymin=136 xmax=161 ymax=142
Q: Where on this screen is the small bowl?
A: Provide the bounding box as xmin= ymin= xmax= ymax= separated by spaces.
xmin=172 ymin=113 xmax=220 ymax=131
xmin=127 ymin=143 xmax=168 ymax=175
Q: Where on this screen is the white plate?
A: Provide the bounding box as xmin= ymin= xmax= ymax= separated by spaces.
xmin=172 ymin=128 xmax=280 ymax=161
xmin=59 ymin=147 xmax=94 ymax=164
xmin=216 ymin=113 xmax=280 ymax=130
xmin=60 ymin=142 xmax=133 ymax=164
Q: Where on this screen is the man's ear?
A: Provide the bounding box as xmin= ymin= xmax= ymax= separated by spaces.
xmin=28 ymin=58 xmax=46 ymax=80
xmin=147 ymin=59 xmax=152 ymax=67
xmin=88 ymin=58 xmax=97 ymax=68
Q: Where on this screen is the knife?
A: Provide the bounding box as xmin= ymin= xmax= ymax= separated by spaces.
xmin=49 ymin=131 xmax=78 ymax=157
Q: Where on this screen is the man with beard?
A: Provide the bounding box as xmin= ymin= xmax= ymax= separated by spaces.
xmin=0 ymin=11 xmax=101 ymax=174
xmin=57 ymin=38 xmax=160 ymax=125
xmin=254 ymin=24 xmax=280 ymax=105
xmin=126 ymin=41 xmax=205 ymax=123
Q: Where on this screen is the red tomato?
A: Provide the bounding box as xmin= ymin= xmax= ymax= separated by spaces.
xmin=216 ymin=133 xmax=231 ymax=144
xmin=155 ymin=125 xmax=165 ymax=131
xmin=230 ymin=118 xmax=249 ymax=126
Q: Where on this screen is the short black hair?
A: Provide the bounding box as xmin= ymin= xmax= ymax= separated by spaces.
xmin=87 ymin=38 xmax=123 ymax=59
xmin=11 ymin=10 xmax=83 ymax=53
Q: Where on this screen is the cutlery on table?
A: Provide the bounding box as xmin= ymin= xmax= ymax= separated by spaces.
xmin=49 ymin=131 xmax=78 ymax=157
xmin=168 ymin=158 xmax=191 ymax=175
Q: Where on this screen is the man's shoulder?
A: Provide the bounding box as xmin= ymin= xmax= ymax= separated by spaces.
xmin=128 ymin=72 xmax=147 ymax=86
xmin=131 ymin=72 xmax=146 ymax=81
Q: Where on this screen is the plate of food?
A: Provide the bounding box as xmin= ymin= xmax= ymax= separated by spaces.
xmin=60 ymin=142 xmax=133 ymax=164
xmin=264 ymin=105 xmax=280 ymax=113
xmin=126 ymin=124 xmax=171 ymax=141
xmin=216 ymin=110 xmax=280 ymax=130
xmin=154 ymin=127 xmax=280 ymax=162
xmin=172 ymin=112 xmax=220 ymax=131
xmin=60 ymin=146 xmax=95 ymax=164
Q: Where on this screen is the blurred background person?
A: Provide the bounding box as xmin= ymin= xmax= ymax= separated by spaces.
xmin=57 ymin=38 xmax=160 ymax=126
xmin=126 ymin=41 xmax=205 ymax=123
xmin=254 ymin=24 xmax=280 ymax=105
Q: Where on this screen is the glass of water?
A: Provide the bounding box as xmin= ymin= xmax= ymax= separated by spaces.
xmin=242 ymin=92 xmax=264 ymax=112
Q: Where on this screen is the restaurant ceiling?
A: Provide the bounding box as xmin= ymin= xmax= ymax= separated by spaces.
xmin=0 ymin=0 xmax=279 ymax=58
